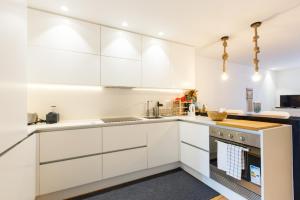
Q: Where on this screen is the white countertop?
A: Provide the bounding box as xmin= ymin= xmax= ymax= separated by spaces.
xmin=27 ymin=116 xmax=216 ymax=134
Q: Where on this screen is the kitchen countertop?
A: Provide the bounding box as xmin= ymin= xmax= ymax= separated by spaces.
xmin=27 ymin=115 xmax=286 ymax=135
xmin=27 ymin=116 xmax=216 ymax=134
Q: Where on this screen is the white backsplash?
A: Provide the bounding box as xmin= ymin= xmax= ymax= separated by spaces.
xmin=27 ymin=86 xmax=181 ymax=121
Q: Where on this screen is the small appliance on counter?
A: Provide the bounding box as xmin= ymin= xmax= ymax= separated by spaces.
xmin=27 ymin=113 xmax=38 ymax=125
xmin=188 ymin=104 xmax=196 ymax=117
xmin=46 ymin=106 xmax=60 ymax=124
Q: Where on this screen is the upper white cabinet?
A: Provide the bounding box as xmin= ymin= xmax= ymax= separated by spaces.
xmin=142 ymin=37 xmax=172 ymax=88
xmin=28 ymin=46 xmax=101 ymax=85
xmin=28 ymin=9 xmax=101 ymax=86
xmin=28 ymin=9 xmax=100 ymax=54
xmin=147 ymin=122 xmax=179 ymax=168
xmin=100 ymin=26 xmax=142 ymax=87
xmin=101 ymin=26 xmax=141 ymax=60
xmin=101 ymin=56 xmax=141 ymax=87
xmin=170 ymin=43 xmax=195 ymax=89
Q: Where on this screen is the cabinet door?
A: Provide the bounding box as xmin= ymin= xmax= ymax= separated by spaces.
xmin=142 ymin=37 xmax=171 ymax=88
xmin=181 ymin=142 xmax=209 ymax=177
xmin=0 ymin=135 xmax=36 ymax=200
xmin=179 ymin=122 xmax=209 ymax=151
xmin=28 ymin=9 xmax=100 ymax=54
xmin=103 ymin=125 xmax=147 ymax=152
xmin=101 ymin=26 xmax=141 ymax=60
xmin=40 ymin=128 xmax=102 ymax=163
xmin=39 ymin=155 xmax=102 ymax=195
xmin=170 ymin=43 xmax=195 ymax=89
xmin=101 ymin=56 xmax=141 ymax=87
xmin=28 ymin=46 xmax=100 ymax=85
xmin=103 ymin=148 xmax=147 ymax=179
xmin=147 ymin=122 xmax=179 ymax=168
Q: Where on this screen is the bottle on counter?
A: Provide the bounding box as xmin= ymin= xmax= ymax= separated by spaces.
xmin=46 ymin=106 xmax=60 ymax=124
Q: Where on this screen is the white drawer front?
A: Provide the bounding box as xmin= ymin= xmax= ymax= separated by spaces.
xmin=180 ymin=142 xmax=209 ymax=177
xmin=103 ymin=147 xmax=147 ymax=179
xmin=179 ymin=122 xmax=209 ymax=151
xmin=39 ymin=155 xmax=102 ymax=195
xmin=103 ymin=125 xmax=147 ymax=152
xmin=40 ymin=128 xmax=102 ymax=163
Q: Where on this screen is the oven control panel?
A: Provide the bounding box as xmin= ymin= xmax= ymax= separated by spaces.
xmin=209 ymin=126 xmax=260 ymax=148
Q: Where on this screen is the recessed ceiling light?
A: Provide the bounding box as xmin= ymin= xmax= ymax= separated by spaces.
xmin=158 ymin=32 xmax=164 ymax=36
xmin=122 ymin=21 xmax=128 ymax=27
xmin=60 ymin=5 xmax=69 ymax=12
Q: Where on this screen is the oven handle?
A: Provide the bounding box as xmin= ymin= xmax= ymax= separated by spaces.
xmin=214 ymin=140 xmax=249 ymax=152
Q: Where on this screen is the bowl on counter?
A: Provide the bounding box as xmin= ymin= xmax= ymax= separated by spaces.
xmin=207 ymin=111 xmax=228 ymax=121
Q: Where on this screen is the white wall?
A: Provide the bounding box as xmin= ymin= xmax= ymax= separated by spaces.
xmin=275 ymin=68 xmax=300 ymax=105
xmin=273 ymin=68 xmax=300 ymax=116
xmin=195 ymin=55 xmax=277 ymax=112
xmin=27 ymin=86 xmax=180 ymax=121
xmin=0 ymin=0 xmax=36 ymax=199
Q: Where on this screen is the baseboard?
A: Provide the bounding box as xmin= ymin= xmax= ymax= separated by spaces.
xmin=36 ymin=162 xmax=180 ymax=200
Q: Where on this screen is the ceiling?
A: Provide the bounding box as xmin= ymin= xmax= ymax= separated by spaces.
xmin=28 ymin=0 xmax=300 ymax=70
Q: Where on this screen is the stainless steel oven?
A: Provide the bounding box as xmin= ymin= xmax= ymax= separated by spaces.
xmin=209 ymin=126 xmax=261 ymax=200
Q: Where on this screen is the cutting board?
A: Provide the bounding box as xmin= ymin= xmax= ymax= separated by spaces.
xmin=216 ymin=119 xmax=282 ymax=131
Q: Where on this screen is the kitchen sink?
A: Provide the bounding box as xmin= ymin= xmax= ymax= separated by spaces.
xmin=101 ymin=117 xmax=142 ymax=123
xmin=143 ymin=116 xmax=163 ymax=119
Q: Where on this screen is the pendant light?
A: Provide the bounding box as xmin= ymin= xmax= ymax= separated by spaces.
xmin=251 ymin=22 xmax=262 ymax=82
xmin=221 ymin=36 xmax=229 ymax=80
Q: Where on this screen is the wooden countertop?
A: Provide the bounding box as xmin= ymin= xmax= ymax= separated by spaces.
xmin=216 ymin=119 xmax=282 ymax=131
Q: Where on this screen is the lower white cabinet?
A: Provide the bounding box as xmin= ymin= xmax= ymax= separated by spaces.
xmin=103 ymin=147 xmax=147 ymax=179
xmin=40 ymin=128 xmax=102 ymax=163
xmin=103 ymin=124 xmax=147 ymax=152
xmin=180 ymin=142 xmax=209 ymax=177
xmin=179 ymin=122 xmax=209 ymax=151
xmin=147 ymin=122 xmax=179 ymax=168
xmin=39 ymin=155 xmax=102 ymax=195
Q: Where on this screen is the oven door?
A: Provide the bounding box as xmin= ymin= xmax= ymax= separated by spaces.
xmin=209 ymin=136 xmax=261 ymax=200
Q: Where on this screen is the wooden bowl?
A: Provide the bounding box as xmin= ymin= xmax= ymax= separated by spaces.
xmin=207 ymin=111 xmax=228 ymax=121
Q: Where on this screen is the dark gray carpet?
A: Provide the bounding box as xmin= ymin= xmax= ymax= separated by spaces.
xmin=72 ymin=169 xmax=219 ymax=200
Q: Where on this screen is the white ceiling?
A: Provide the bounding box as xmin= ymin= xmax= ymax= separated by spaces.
xmin=28 ymin=0 xmax=300 ymax=70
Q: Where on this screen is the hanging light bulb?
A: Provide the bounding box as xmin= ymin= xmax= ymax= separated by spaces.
xmin=251 ymin=22 xmax=262 ymax=82
xmin=221 ymin=36 xmax=229 ymax=81
xmin=221 ymin=72 xmax=229 ymax=80
xmin=252 ymin=71 xmax=261 ymax=82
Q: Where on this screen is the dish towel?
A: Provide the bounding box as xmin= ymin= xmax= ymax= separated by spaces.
xmin=217 ymin=141 xmax=228 ymax=171
xmin=226 ymin=144 xmax=245 ymax=180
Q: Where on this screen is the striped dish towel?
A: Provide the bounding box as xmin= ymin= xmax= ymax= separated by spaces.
xmin=226 ymin=144 xmax=245 ymax=180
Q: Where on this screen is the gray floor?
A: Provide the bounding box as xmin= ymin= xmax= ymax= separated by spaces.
xmin=73 ymin=169 xmax=219 ymax=200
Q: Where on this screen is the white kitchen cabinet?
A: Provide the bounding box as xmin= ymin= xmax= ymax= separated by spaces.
xmin=103 ymin=147 xmax=147 ymax=179
xmin=179 ymin=122 xmax=209 ymax=151
xmin=28 ymin=46 xmax=101 ymax=85
xmin=40 ymin=128 xmax=102 ymax=163
xmin=181 ymin=142 xmax=209 ymax=177
xmin=101 ymin=56 xmax=141 ymax=87
xmin=170 ymin=43 xmax=195 ymax=89
xmin=28 ymin=9 xmax=100 ymax=54
xmin=147 ymin=122 xmax=179 ymax=168
xmin=142 ymin=36 xmax=172 ymax=88
xmin=0 ymin=135 xmax=36 ymax=200
xmin=101 ymin=26 xmax=141 ymax=60
xmin=39 ymin=155 xmax=102 ymax=195
xmin=103 ymin=124 xmax=147 ymax=152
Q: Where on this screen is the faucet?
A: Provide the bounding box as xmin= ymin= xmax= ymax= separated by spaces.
xmin=154 ymin=101 xmax=163 ymax=117
xmin=146 ymin=101 xmax=152 ymax=117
